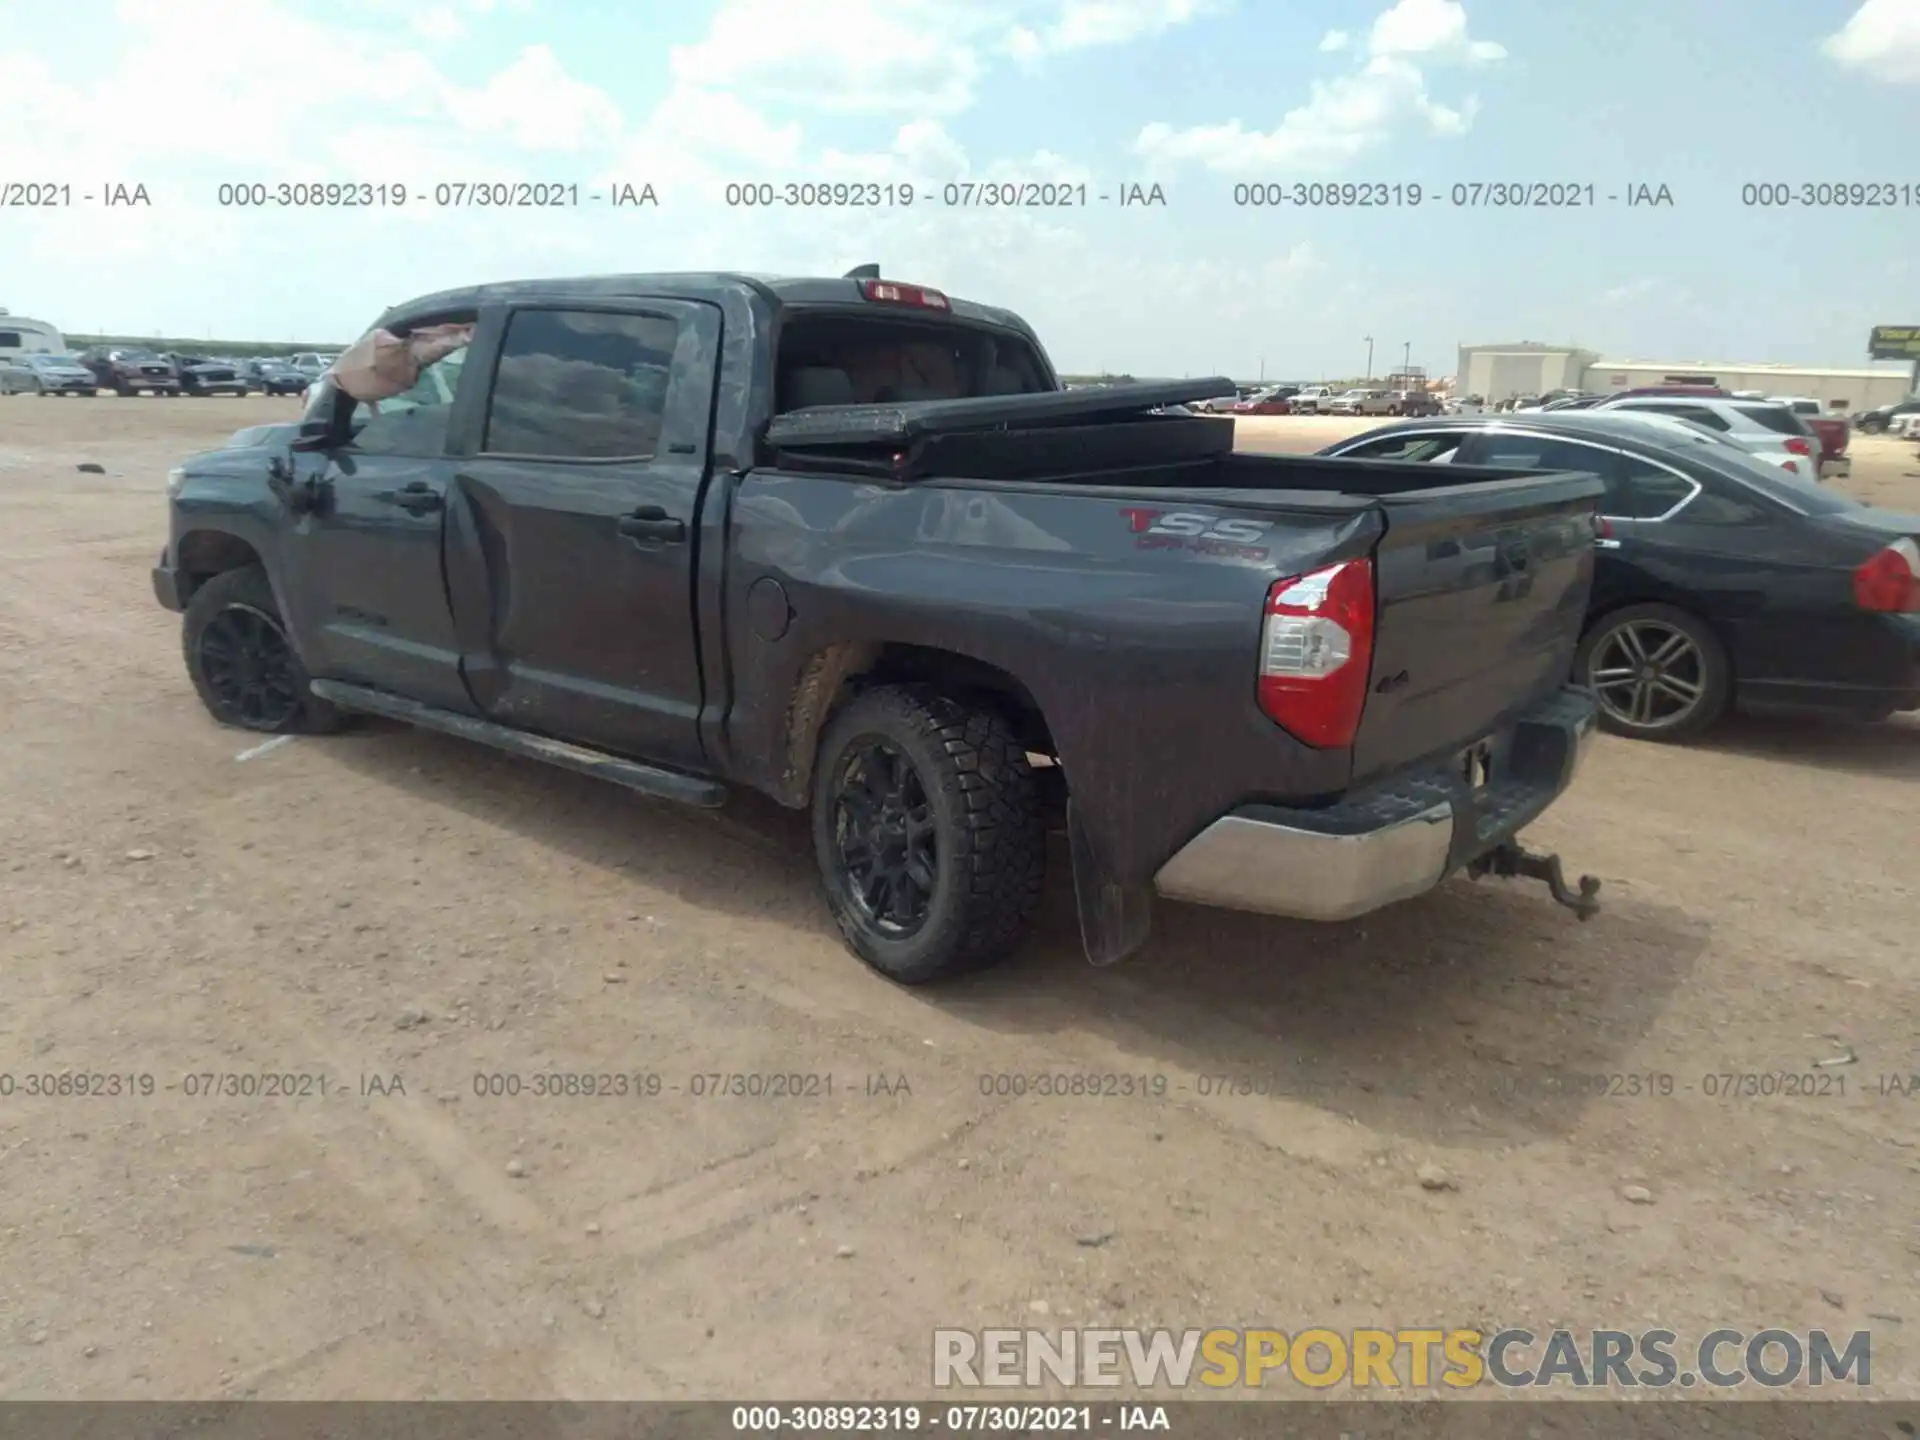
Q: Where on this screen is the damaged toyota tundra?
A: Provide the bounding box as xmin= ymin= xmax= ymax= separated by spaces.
xmin=153 ymin=269 xmax=1605 ymax=983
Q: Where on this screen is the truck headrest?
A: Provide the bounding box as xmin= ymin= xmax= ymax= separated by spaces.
xmin=785 ymin=366 xmax=855 ymax=410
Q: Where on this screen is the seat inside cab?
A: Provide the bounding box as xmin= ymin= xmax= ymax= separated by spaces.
xmin=774 ymin=313 xmax=1050 ymax=413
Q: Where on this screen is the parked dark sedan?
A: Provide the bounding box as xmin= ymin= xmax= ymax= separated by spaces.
xmin=1320 ymin=412 xmax=1920 ymax=739
xmin=237 ymin=358 xmax=307 ymax=395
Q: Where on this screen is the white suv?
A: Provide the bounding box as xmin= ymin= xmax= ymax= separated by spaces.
xmin=1593 ymin=395 xmax=1819 ymax=477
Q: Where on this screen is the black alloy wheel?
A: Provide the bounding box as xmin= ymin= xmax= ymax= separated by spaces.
xmin=810 ymin=685 xmax=1045 ymax=983
xmin=831 ymin=736 xmax=939 ymax=936
xmin=181 ymin=565 xmax=344 ymax=734
xmin=1577 ymin=603 xmax=1729 ymax=741
xmin=196 ymin=603 xmax=303 ymax=730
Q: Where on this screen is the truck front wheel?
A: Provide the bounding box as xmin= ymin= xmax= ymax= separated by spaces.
xmin=811 ymin=686 xmax=1046 ymax=984
xmin=182 ymin=565 xmax=344 ymax=734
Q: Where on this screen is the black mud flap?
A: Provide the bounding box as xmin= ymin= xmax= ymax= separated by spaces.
xmin=1067 ymin=799 xmax=1152 ymax=966
xmin=1467 ymin=840 xmax=1602 ymax=920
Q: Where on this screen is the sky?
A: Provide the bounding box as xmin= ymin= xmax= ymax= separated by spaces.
xmin=2 ymin=0 xmax=1917 ymax=379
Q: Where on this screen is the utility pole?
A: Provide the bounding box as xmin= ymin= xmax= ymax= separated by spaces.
xmin=1259 ymin=356 xmax=1265 ymax=381
xmin=1403 ymin=341 xmax=1411 ymax=372
xmin=1363 ymin=336 xmax=1374 ymax=379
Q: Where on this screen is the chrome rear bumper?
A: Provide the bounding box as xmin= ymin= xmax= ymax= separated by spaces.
xmin=1153 ymin=689 xmax=1599 ymax=922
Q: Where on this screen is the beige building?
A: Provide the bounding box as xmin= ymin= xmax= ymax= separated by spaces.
xmin=1455 ymin=342 xmax=1600 ymax=403
xmin=1579 ymin=360 xmax=1914 ymax=412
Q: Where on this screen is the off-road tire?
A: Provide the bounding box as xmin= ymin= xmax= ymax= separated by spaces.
xmin=811 ymin=685 xmax=1046 ymax=984
xmin=182 ymin=564 xmax=345 ymax=734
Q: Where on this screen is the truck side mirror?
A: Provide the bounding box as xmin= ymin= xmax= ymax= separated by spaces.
xmin=288 ymin=418 xmax=334 ymax=453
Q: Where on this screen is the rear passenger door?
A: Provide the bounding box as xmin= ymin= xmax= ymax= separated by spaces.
xmin=447 ymin=300 xmax=721 ymax=770
xmin=1456 ymin=430 xmax=1718 ymax=615
xmin=1454 ymin=430 xmax=1636 ymax=607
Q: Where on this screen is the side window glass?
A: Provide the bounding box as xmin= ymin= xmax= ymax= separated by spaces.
xmin=348 ymin=345 xmax=470 ymax=457
xmin=1343 ymin=432 xmax=1465 ymax=462
xmin=1677 ymin=406 xmax=1729 ymax=431
xmin=1613 ymin=457 xmax=1698 ymax=520
xmin=484 ymin=309 xmax=679 ymax=460
xmin=1475 ymin=434 xmax=1613 ymax=475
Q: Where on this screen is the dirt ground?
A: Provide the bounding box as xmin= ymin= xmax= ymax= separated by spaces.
xmin=0 ymin=396 xmax=1915 ymax=1402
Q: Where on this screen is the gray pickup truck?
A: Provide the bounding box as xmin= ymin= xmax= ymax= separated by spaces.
xmin=153 ymin=269 xmax=1604 ymax=982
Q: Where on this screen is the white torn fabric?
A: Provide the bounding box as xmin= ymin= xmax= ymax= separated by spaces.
xmin=329 ymin=322 xmax=474 ymax=402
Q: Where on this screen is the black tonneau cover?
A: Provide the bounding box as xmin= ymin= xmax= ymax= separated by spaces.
xmin=764 ymin=377 xmax=1237 ymax=450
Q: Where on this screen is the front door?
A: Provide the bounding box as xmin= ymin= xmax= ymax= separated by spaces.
xmin=276 ymin=334 xmax=476 ymax=713
xmin=446 ymin=299 xmax=719 ymax=769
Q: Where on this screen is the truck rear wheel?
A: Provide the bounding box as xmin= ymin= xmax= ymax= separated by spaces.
xmin=182 ymin=565 xmax=344 ymax=734
xmin=811 ymin=686 xmax=1046 ymax=984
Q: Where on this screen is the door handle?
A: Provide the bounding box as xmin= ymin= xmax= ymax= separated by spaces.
xmin=617 ymin=506 xmax=687 ymax=544
xmin=374 ymin=481 xmax=444 ymax=515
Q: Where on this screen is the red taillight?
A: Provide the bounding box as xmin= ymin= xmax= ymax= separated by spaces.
xmin=1256 ymin=558 xmax=1376 ymax=748
xmin=1853 ymin=538 xmax=1920 ymax=612
xmin=858 ymin=279 xmax=951 ymax=311
xmin=1594 ymin=516 xmax=1614 ymax=539
xmin=1784 ymin=436 xmax=1812 ymax=456
xmin=1783 ymin=460 xmax=1800 ymax=474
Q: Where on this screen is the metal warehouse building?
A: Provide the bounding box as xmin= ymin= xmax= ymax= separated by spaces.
xmin=1579 ymin=360 xmax=1913 ymax=412
xmin=1455 ymin=342 xmax=1600 ymax=403
xmin=1458 ymin=339 xmax=1916 ymax=411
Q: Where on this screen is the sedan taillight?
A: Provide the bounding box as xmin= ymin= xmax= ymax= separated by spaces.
xmin=1853 ymin=539 xmax=1920 ymax=613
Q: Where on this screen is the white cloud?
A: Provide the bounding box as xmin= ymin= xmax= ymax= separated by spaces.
xmin=668 ymin=0 xmax=996 ymax=115
xmin=1821 ymin=0 xmax=1920 ymax=82
xmin=448 ymin=45 xmax=624 ymax=152
xmin=1367 ymin=0 xmax=1506 ymax=63
xmin=3 ymin=0 xmax=1238 ymax=367
xmin=819 ymin=121 xmax=972 ymax=183
xmin=1137 ymin=55 xmax=1480 ymax=173
xmin=1133 ymin=0 xmax=1502 ymax=174
xmin=1007 ymin=0 xmax=1229 ymax=60
xmin=1319 ymin=30 xmax=1351 ymax=52
xmin=339 ymin=0 xmax=532 ymax=41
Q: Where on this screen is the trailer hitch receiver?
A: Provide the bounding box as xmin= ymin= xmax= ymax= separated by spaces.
xmin=1468 ymin=841 xmax=1602 ymax=920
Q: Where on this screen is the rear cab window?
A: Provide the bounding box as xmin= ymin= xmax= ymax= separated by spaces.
xmin=773 ymin=309 xmax=1051 ymax=413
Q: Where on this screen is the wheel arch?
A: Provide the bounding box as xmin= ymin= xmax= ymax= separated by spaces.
xmin=174 ymin=528 xmax=266 ymax=608
xmin=779 ymin=639 xmax=1058 ymax=809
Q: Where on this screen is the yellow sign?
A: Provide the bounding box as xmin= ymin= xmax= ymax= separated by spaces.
xmin=1868 ymin=325 xmax=1920 ymax=359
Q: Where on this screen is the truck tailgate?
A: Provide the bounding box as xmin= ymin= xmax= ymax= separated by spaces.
xmin=1351 ymin=470 xmax=1602 ymax=785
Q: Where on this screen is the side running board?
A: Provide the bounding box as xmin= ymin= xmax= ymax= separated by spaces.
xmin=308 ymin=680 xmax=729 ymax=809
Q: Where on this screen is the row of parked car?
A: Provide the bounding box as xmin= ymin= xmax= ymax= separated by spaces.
xmin=1478 ymin=387 xmax=1920 ymax=439
xmin=0 ymin=348 xmax=339 ymax=398
xmin=1198 ymin=383 xmax=1443 ymax=417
